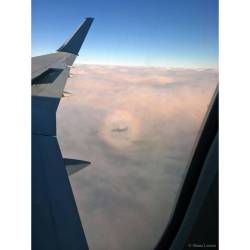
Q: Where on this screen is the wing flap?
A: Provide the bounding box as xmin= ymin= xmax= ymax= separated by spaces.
xmin=32 ymin=64 xmax=71 ymax=98
xmin=64 ymin=158 xmax=91 ymax=176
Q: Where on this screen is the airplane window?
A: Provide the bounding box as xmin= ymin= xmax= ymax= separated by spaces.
xmin=57 ymin=66 xmax=218 ymax=250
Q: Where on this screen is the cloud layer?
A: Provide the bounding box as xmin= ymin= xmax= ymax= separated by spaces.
xmin=57 ymin=64 xmax=218 ymax=250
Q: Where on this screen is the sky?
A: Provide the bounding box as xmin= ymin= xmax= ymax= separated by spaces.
xmin=57 ymin=65 xmax=218 ymax=250
xmin=32 ymin=0 xmax=218 ymax=68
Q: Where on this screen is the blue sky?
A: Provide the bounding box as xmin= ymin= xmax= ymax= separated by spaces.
xmin=32 ymin=0 xmax=218 ymax=68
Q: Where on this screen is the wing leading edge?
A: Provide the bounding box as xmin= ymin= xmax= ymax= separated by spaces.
xmin=32 ymin=18 xmax=94 ymax=250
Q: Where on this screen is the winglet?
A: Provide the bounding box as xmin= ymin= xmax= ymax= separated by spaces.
xmin=57 ymin=17 xmax=94 ymax=55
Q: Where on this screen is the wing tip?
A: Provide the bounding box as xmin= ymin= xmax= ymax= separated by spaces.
xmin=57 ymin=17 xmax=94 ymax=55
xmin=85 ymin=17 xmax=94 ymax=21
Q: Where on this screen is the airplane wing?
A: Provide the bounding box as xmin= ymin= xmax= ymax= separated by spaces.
xmin=32 ymin=18 xmax=94 ymax=250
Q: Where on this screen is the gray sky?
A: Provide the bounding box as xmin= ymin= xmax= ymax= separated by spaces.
xmin=57 ymin=65 xmax=217 ymax=250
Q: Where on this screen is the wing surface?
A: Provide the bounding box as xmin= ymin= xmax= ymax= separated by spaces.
xmin=32 ymin=18 xmax=94 ymax=250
